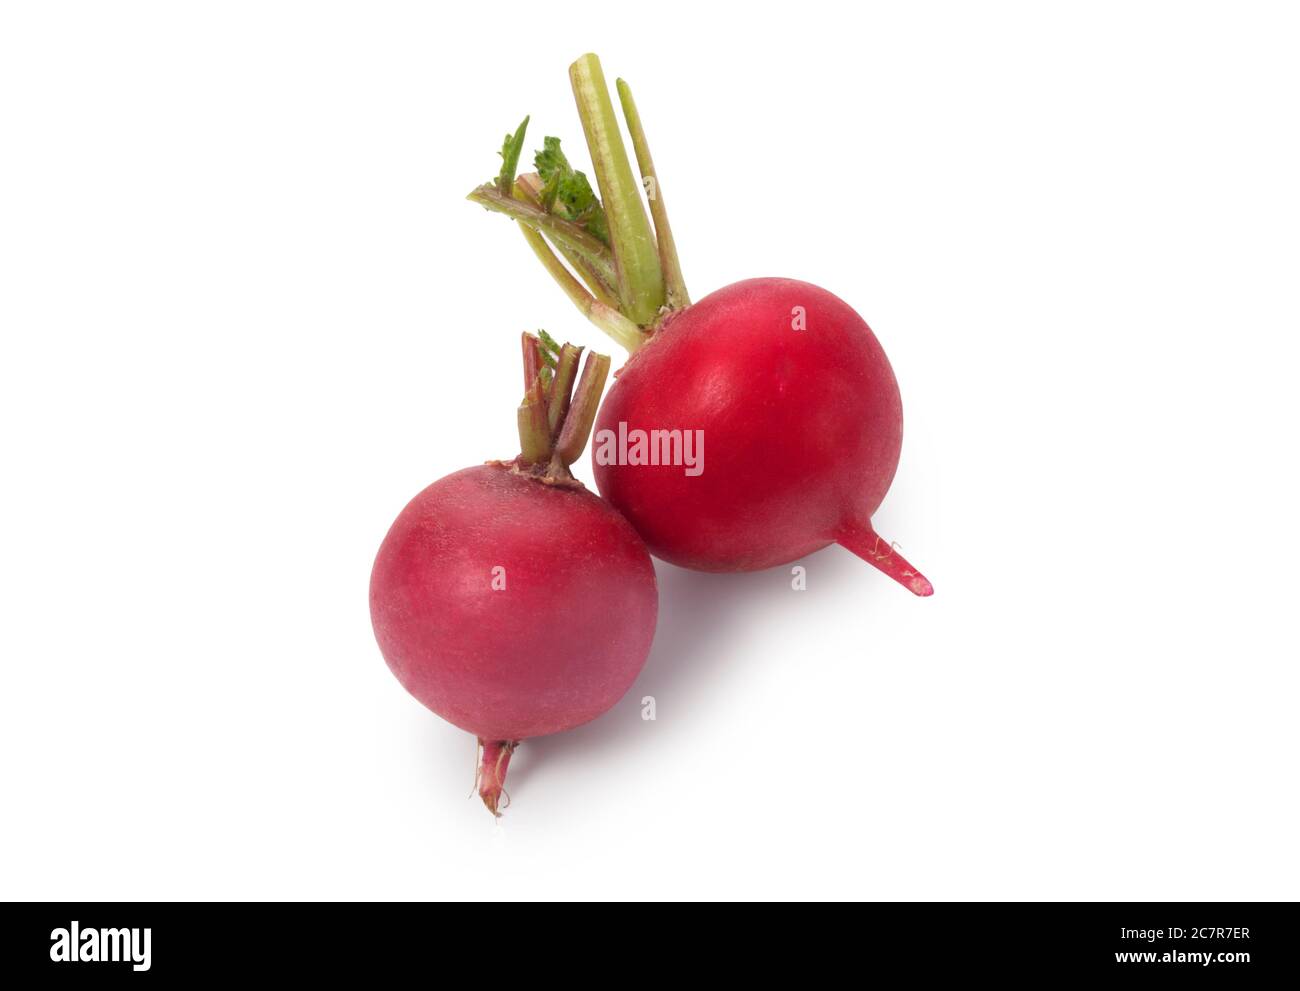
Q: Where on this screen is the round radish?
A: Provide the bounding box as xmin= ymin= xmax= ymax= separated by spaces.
xmin=590 ymin=278 xmax=929 ymax=593
xmin=468 ymin=55 xmax=932 ymax=595
xmin=369 ymin=336 xmax=657 ymax=815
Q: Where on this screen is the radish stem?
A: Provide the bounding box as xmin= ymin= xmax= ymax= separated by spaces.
xmin=514 ymin=223 xmax=645 ymax=353
xmin=569 ymin=53 xmax=665 ymax=326
xmin=468 ymin=184 xmax=616 ymax=287
xmin=520 ymin=332 xmax=611 ymax=478
xmin=547 ymin=342 xmax=582 ymax=435
xmin=616 ymin=78 xmax=689 ymax=310
xmin=521 ymin=331 xmax=542 ymax=391
xmin=515 ymin=174 xmax=620 ymax=308
xmin=552 ymin=350 xmax=611 ymax=468
xmin=517 ymin=372 xmax=552 ymax=464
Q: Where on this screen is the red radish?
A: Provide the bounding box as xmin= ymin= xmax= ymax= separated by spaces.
xmin=369 ymin=335 xmax=657 ymax=815
xmin=591 ymin=278 xmax=929 ymax=593
xmin=469 ymin=54 xmax=931 ymax=596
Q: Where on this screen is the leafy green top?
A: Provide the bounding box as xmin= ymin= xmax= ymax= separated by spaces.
xmin=497 ymin=116 xmax=530 ymax=196
xmin=534 ymin=137 xmax=610 ymax=246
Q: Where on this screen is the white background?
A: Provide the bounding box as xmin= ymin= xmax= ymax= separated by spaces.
xmin=2 ymin=2 xmax=1298 ymax=901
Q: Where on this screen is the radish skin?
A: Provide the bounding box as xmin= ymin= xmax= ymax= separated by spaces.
xmin=593 ymin=278 xmax=931 ymax=594
xmin=371 ymin=466 xmax=657 ymax=741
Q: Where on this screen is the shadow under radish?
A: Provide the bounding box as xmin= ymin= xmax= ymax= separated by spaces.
xmin=506 ymin=545 xmax=875 ymax=799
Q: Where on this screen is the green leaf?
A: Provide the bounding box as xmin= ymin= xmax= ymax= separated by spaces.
xmin=534 ymin=328 xmax=560 ymax=388
xmin=534 ymin=137 xmax=610 ymax=246
xmin=497 ymin=116 xmax=530 ymax=196
xmin=534 ymin=136 xmax=570 ymax=208
xmin=537 ymin=329 xmax=561 ymax=368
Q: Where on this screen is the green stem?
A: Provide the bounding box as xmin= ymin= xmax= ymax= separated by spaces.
xmin=517 ymin=374 xmax=552 ymax=464
xmin=520 ymin=331 xmax=541 ymax=391
xmin=468 ymin=184 xmax=617 ymax=287
xmin=551 ymin=351 xmax=612 ymax=468
xmin=569 ymin=53 xmax=665 ymax=326
xmin=515 ymin=174 xmax=620 ymax=308
xmin=515 ymin=222 xmax=645 ymax=353
xmin=615 ymin=79 xmax=689 ymax=310
xmin=547 ymin=343 xmax=582 ymax=435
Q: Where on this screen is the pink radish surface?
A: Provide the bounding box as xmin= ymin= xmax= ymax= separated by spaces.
xmin=371 ymin=465 xmax=656 ymax=741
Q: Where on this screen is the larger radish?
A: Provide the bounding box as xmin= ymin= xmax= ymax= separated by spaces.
xmin=469 ymin=54 xmax=932 ymax=595
xmin=369 ymin=334 xmax=658 ymax=815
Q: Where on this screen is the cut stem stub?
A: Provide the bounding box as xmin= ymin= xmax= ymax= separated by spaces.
xmin=514 ymin=331 xmax=611 ymax=481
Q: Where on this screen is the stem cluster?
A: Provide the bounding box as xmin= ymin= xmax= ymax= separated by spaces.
xmin=515 ymin=331 xmax=611 ymax=481
xmin=468 ymin=54 xmax=690 ymax=353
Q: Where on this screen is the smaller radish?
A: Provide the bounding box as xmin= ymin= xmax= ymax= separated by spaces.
xmin=369 ymin=333 xmax=657 ymax=815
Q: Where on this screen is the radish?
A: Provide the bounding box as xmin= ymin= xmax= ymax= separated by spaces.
xmin=369 ymin=334 xmax=658 ymax=815
xmin=469 ymin=55 xmax=932 ymax=596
